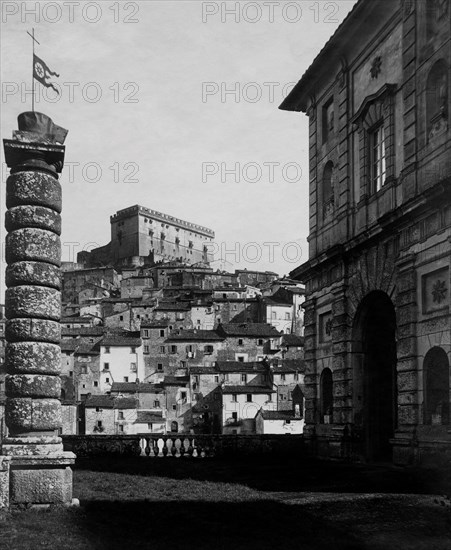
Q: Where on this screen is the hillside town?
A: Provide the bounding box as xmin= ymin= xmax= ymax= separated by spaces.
xmin=0 ymin=204 xmax=306 ymax=438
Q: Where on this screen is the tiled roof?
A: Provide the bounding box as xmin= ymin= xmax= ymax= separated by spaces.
xmin=154 ymin=303 xmax=190 ymax=311
xmin=84 ymin=395 xmax=138 ymax=409
xmin=61 ymin=316 xmax=94 ymax=323
xmin=222 ymin=385 xmax=275 ymax=394
xmin=271 ymin=360 xmax=305 ymax=374
xmin=189 ymin=366 xmax=218 ymax=375
xmin=165 ymin=329 xmax=223 ymax=342
xmin=217 ymin=323 xmax=281 ymax=338
xmin=135 ymin=411 xmax=164 ymax=424
xmin=140 ymin=320 xmax=170 ymax=328
xmin=102 ymin=335 xmax=142 ymax=347
xmin=216 ymin=361 xmax=268 ymax=373
xmin=61 ymin=340 xmax=78 ymax=352
xmin=281 ymin=334 xmax=304 ymax=347
xmin=259 ymin=410 xmax=302 ymax=421
xmin=61 ymin=327 xmax=104 ymax=337
xmin=110 ymin=382 xmax=163 ymax=394
xmin=163 ymin=375 xmax=189 ymax=386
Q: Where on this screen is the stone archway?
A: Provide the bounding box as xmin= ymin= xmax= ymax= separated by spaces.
xmin=352 ymin=291 xmax=397 ymax=461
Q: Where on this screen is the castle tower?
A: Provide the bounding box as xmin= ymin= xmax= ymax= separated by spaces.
xmin=1 ymin=112 xmax=75 ymax=506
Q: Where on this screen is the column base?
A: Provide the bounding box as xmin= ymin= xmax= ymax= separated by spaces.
xmin=8 ymin=452 xmax=76 ymax=506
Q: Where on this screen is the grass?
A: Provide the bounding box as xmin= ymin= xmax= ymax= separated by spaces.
xmin=1 ymin=457 xmax=451 ymax=550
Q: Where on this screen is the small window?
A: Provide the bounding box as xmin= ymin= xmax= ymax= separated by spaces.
xmin=97 ymin=420 xmax=103 ymax=428
xmin=143 ymin=329 xmax=149 ymax=338
xmin=118 ymin=424 xmax=124 ymax=432
xmin=322 ymin=97 xmax=334 ymax=143
xmin=119 ymin=316 xmax=124 ymax=321
xmin=267 ymin=393 xmax=272 ymax=402
xmin=241 ymin=374 xmax=247 ymax=383
xmin=104 ymin=347 xmax=110 ymax=354
xmin=285 ymin=312 xmax=291 ymax=320
xmin=131 ymin=347 xmax=136 ymax=354
xmin=281 ymin=374 xmax=286 ymax=381
xmin=214 ymin=375 xmax=219 ymax=383
xmin=237 ymin=356 xmax=244 ymax=363
xmin=130 ymin=362 xmax=136 ymax=372
xmin=94 ymin=381 xmax=99 ymax=387
xmin=105 ymin=377 xmax=110 ymax=383
xmin=159 ymin=329 xmax=165 ymax=337
xmin=172 ymin=404 xmax=177 ymax=411
xmin=144 ymin=345 xmax=149 ymax=354
xmin=160 ymin=346 xmax=165 ymax=354
xmin=118 ymin=411 xmax=124 ymax=420
xmin=258 ymin=339 xmax=264 ymax=346
xmin=69 ymin=371 xmax=73 ymax=377
xmin=124 ymin=376 xmax=129 ymax=382
xmin=238 ymin=339 xmax=243 ymax=346
xmin=181 ymin=391 xmax=187 ymax=399
xmin=232 ymin=395 xmax=238 ymax=402
xmin=154 ymin=400 xmax=160 ymax=408
xmin=232 ymin=412 xmax=238 ymax=420
xmin=246 ymin=394 xmax=252 ymax=402
xmin=104 ymin=363 xmax=110 ymax=371
xmin=95 ymin=407 xmax=101 ymax=412
xmin=157 ymin=363 xmax=163 ymax=371
xmin=171 ymin=345 xmax=177 ymax=354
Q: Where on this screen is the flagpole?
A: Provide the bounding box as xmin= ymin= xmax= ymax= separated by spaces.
xmin=27 ymin=28 xmax=40 ymax=112
xmin=32 ymin=28 xmax=35 ymax=112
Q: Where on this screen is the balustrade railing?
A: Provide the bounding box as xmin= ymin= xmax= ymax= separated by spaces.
xmin=62 ymin=433 xmax=304 ymax=458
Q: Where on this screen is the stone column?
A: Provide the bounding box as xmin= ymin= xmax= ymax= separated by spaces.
xmin=1 ymin=112 xmax=75 ymax=506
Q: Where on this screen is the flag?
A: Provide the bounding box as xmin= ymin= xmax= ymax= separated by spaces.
xmin=33 ymin=54 xmax=60 ymax=94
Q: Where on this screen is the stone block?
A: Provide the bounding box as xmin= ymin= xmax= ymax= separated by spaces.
xmin=6 ymin=398 xmax=61 ymax=431
xmin=6 ymin=374 xmax=61 ymax=398
xmin=6 ymin=261 xmax=61 ymax=290
xmin=6 ymin=286 xmax=60 ymax=320
xmin=6 ymin=171 xmax=62 ymax=212
xmin=6 ymin=342 xmax=61 ymax=375
xmin=5 ymin=205 xmax=61 ymax=235
xmin=0 ymin=457 xmax=11 ymax=509
xmin=6 ymin=318 xmax=61 ymax=344
xmin=397 ymin=371 xmax=418 ymax=392
xmin=6 ymin=228 xmax=61 ymax=266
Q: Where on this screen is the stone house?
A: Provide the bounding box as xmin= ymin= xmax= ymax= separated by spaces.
xmin=280 ymin=0 xmax=451 ymax=463
xmin=222 ymin=385 xmax=276 ymax=434
xmin=255 ymin=409 xmax=304 ymax=435
xmin=84 ymin=394 xmax=138 ymax=435
xmin=163 ymin=329 xmax=225 ymax=373
xmin=216 ymin=323 xmax=282 ymax=362
xmin=99 ymin=333 xmax=144 ymax=392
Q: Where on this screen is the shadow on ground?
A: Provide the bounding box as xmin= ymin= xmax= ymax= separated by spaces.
xmin=74 ymin=455 xmax=451 ymax=495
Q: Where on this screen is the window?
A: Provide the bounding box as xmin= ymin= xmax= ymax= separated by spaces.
xmin=180 ymin=391 xmax=187 ymax=400
xmin=238 ymin=339 xmax=243 ymax=346
xmin=426 ymin=60 xmax=448 ymax=141
xmin=103 ymin=363 xmax=109 ymax=371
xmin=143 ymin=329 xmax=149 ymax=338
xmin=281 ymin=374 xmax=286 ymax=381
xmin=130 ymin=362 xmax=137 ymax=372
xmin=214 ymin=375 xmax=219 ymax=383
xmin=285 ymin=312 xmax=291 ymax=320
xmin=80 ymin=365 xmax=87 ymax=374
xmin=322 ymin=161 xmax=334 ymax=217
xmin=157 ymin=363 xmax=163 ymax=371
xmin=154 ymin=400 xmax=160 ymax=408
xmin=160 ymin=346 xmax=165 ymax=354
xmin=237 ymin=356 xmax=244 ymax=363
xmin=159 ymin=329 xmax=165 ymax=337
xmin=144 ymin=345 xmax=149 ymax=354
xmin=96 ymin=420 xmax=103 ymax=428
xmin=94 ymin=381 xmax=98 ymax=387
xmin=267 ymin=393 xmax=272 ymax=402
xmin=131 ymin=347 xmax=136 ymax=354
xmin=172 ymin=404 xmax=177 ymax=411
xmin=424 ymin=347 xmax=449 ymax=425
xmin=69 ymin=371 xmax=73 ymax=377
xmin=105 ymin=377 xmax=110 ymax=383
xmin=246 ymin=394 xmax=252 ymax=403
xmin=118 ymin=425 xmax=124 ymax=433
xmin=119 ymin=316 xmax=124 ymax=321
xmin=370 ymin=123 xmax=386 ymax=192
xmin=320 ymin=368 xmax=333 ymax=422
xmin=232 ymin=412 xmax=238 ymax=420
xmin=204 ymin=345 xmax=213 ymax=354
xmin=272 ymin=311 xmax=277 ymax=320
xmin=322 ymin=97 xmax=334 ymax=143
xmin=124 ymin=376 xmax=129 ymax=382
xmin=171 ymin=421 xmax=178 ymax=433
xmin=118 ymin=411 xmax=124 ymax=420
xmin=104 ymin=346 xmax=110 ymax=354
xmin=232 ymin=395 xmax=238 ymax=402
xmin=258 ymin=339 xmax=264 ymax=346
xmin=241 ymin=374 xmax=247 ymax=383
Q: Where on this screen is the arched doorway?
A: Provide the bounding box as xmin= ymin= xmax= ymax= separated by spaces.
xmin=352 ymin=291 xmax=397 ymax=461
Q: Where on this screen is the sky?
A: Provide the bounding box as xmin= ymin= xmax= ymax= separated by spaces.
xmin=0 ymin=0 xmax=357 ymax=285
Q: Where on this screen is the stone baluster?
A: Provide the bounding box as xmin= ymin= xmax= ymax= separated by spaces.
xmin=1 ymin=112 xmax=75 ymax=507
xmin=144 ymin=436 xmax=151 ymax=456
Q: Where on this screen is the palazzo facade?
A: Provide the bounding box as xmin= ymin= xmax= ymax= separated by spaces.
xmin=280 ymin=0 xmax=451 ymax=464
